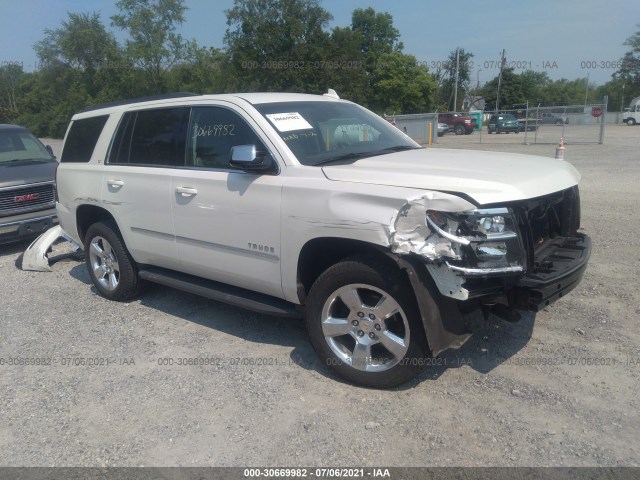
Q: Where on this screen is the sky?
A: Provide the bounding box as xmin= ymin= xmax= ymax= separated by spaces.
xmin=1 ymin=0 xmax=638 ymax=87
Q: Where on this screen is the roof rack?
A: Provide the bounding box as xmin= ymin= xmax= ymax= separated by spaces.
xmin=82 ymin=92 xmax=200 ymax=112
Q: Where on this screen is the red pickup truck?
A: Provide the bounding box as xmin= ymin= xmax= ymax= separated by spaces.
xmin=437 ymin=112 xmax=476 ymax=135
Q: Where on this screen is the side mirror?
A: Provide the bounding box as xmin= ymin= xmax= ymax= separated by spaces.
xmin=229 ymin=145 xmax=273 ymax=171
xmin=45 ymin=145 xmax=56 ymax=160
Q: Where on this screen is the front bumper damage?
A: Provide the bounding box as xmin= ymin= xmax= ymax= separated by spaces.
xmin=387 ymin=187 xmax=591 ymax=356
xmin=513 ymin=233 xmax=591 ymax=311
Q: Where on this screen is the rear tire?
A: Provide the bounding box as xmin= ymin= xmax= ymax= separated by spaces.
xmin=305 ymin=255 xmax=429 ymax=388
xmin=84 ymin=221 xmax=140 ymax=301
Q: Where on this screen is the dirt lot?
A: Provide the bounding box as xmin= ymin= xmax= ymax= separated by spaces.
xmin=1 ymin=126 xmax=638 ymax=468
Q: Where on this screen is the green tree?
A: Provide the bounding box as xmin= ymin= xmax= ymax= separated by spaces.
xmin=17 ymin=67 xmax=91 ymax=137
xmin=518 ymin=70 xmax=551 ymax=105
xmin=372 ymin=51 xmax=436 ymax=114
xmin=351 ymin=7 xmax=402 ymax=59
xmin=613 ymin=26 xmax=640 ymax=103
xmin=325 ymin=26 xmax=369 ymax=103
xmin=34 ymin=12 xmax=120 ymax=73
xmin=224 ymin=0 xmax=333 ymax=92
xmin=111 ymin=0 xmax=189 ymax=94
xmin=167 ymin=43 xmax=230 ymax=94
xmin=33 ymin=12 xmax=128 ymax=99
xmin=436 ymin=47 xmax=474 ymax=111
xmin=350 ymin=7 xmax=403 ymax=98
xmin=480 ymin=68 xmax=524 ymax=110
xmin=0 ymin=63 xmax=25 ymax=122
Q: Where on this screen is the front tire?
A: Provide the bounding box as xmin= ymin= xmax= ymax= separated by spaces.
xmin=305 ymin=255 xmax=429 ymax=388
xmin=84 ymin=221 xmax=140 ymax=301
xmin=454 ymin=125 xmax=465 ymax=135
xmin=628 ymin=118 xmax=636 ymax=126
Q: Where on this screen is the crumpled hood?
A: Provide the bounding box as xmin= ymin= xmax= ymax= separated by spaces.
xmin=322 ymin=148 xmax=581 ymax=205
xmin=0 ymin=161 xmax=58 ymax=188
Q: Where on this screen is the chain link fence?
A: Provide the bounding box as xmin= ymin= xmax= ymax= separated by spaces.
xmin=387 ymin=103 xmax=609 ymax=146
xmin=477 ymin=104 xmax=608 ymax=145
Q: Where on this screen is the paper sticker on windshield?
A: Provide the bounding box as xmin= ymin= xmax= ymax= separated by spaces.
xmin=265 ymin=112 xmax=313 ymax=132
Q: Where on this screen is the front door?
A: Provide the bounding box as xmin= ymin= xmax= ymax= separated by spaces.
xmin=171 ymin=106 xmax=284 ymax=298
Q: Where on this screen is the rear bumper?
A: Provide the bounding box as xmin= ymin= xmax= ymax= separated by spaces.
xmin=0 ymin=209 xmax=58 ymax=244
xmin=514 ymin=233 xmax=591 ymax=311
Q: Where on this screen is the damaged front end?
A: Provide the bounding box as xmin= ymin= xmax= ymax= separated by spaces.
xmin=390 ymin=186 xmax=591 ymax=315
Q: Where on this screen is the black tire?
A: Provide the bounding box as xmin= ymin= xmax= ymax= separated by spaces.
xmin=515 ymin=130 xmax=520 ymax=134
xmin=84 ymin=221 xmax=140 ymax=301
xmin=305 ymin=255 xmax=429 ymax=388
xmin=454 ymin=124 xmax=465 ymax=135
xmin=628 ymin=118 xmax=636 ymax=126
xmin=555 ymin=120 xmax=562 ymax=125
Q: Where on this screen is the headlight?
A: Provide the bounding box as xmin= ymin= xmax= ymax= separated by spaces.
xmin=426 ymin=208 xmax=524 ymax=275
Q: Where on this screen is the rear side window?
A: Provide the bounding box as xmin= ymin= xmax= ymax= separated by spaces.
xmin=61 ymin=115 xmax=109 ymax=163
xmin=109 ymin=107 xmax=189 ymax=167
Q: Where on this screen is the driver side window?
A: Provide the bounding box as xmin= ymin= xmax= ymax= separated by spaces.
xmin=187 ymin=107 xmax=266 ymax=169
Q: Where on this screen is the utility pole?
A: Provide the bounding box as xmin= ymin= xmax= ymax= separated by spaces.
xmin=453 ymin=48 xmax=460 ymax=112
xmin=495 ymin=49 xmax=506 ymax=112
xmin=584 ymin=72 xmax=590 ymax=106
xmin=621 ymin=83 xmax=625 ymax=112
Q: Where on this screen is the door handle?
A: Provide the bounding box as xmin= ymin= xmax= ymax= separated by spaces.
xmin=176 ymin=186 xmax=198 ymax=197
xmin=107 ymin=180 xmax=124 ymax=187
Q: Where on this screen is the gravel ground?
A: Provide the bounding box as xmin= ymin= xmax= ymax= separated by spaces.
xmin=0 ymin=127 xmax=638 ymax=467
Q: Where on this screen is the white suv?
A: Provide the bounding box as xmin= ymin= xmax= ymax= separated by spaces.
xmin=56 ymin=92 xmax=591 ymax=388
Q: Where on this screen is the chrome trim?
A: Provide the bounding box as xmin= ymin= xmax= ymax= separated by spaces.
xmin=176 ymin=235 xmax=280 ymax=261
xmin=445 ymin=261 xmax=523 ymax=276
xmin=485 ymin=231 xmax=518 ymax=240
xmin=425 ymin=215 xmax=471 ymax=246
xmin=462 ymin=207 xmax=510 ymax=215
xmin=130 ymin=228 xmax=280 ymax=261
xmin=130 ymin=226 xmax=174 ymax=240
xmin=464 ymin=231 xmax=518 ymax=242
xmin=0 ymin=180 xmax=55 ymax=192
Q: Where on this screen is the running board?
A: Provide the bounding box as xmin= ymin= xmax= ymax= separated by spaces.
xmin=138 ymin=267 xmax=301 ymax=319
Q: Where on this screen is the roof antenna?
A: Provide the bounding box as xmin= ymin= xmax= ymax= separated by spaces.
xmin=324 ymin=89 xmax=340 ymax=99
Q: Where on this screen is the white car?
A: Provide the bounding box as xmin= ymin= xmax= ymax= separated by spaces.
xmin=55 ymin=91 xmax=591 ymax=388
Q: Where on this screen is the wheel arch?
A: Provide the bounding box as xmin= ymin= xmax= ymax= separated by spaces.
xmin=76 ymin=205 xmax=119 ymax=243
xmin=295 ymin=237 xmax=470 ymax=358
xmin=296 ymin=237 xmax=392 ymax=304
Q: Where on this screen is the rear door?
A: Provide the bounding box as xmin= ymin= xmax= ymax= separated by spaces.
xmin=102 ymin=107 xmax=189 ymax=268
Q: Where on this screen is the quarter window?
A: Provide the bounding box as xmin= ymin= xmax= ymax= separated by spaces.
xmin=61 ymin=115 xmax=109 ymax=163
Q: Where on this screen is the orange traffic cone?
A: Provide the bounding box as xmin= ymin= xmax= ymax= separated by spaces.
xmin=555 ymin=138 xmax=565 ymax=160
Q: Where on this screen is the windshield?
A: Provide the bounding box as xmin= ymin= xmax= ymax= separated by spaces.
xmin=0 ymin=130 xmax=54 ymax=165
xmin=254 ymin=101 xmax=420 ymax=166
